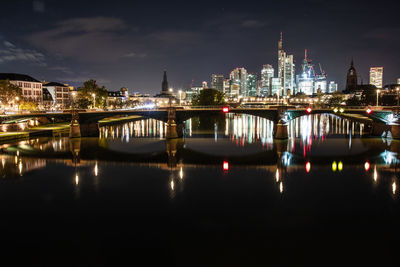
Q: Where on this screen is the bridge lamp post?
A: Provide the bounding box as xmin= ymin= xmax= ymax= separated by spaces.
xmin=376 ymin=89 xmax=380 ymax=107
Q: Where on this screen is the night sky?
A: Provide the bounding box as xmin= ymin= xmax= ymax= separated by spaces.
xmin=0 ymin=0 xmax=399 ymax=94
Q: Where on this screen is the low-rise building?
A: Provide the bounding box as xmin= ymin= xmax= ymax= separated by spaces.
xmin=0 ymin=73 xmax=43 ymax=104
xmin=42 ymin=82 xmax=72 ymax=109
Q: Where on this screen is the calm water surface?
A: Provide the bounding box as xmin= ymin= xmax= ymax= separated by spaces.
xmin=0 ymin=114 xmax=399 ymax=266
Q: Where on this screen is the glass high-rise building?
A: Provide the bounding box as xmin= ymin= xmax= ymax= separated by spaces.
xmin=246 ymin=74 xmax=257 ymax=97
xmin=278 ymin=33 xmax=295 ymax=95
xmin=230 ymin=68 xmax=248 ymax=97
xmin=211 ymin=74 xmax=224 ymax=91
xmin=260 ymin=64 xmax=274 ymax=96
xmin=271 ymin=77 xmax=282 ymax=96
xmin=370 ymin=67 xmax=383 ymax=89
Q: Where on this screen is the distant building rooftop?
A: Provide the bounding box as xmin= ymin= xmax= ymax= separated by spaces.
xmin=0 ymin=73 xmax=40 ymax=83
xmin=108 ymin=91 xmax=124 ymax=97
xmin=43 ymin=82 xmax=68 ymax=87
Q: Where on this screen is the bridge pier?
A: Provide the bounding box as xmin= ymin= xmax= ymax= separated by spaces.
xmin=274 ymin=120 xmax=288 ymax=139
xmin=166 ymin=107 xmax=179 ymax=139
xmin=370 ymin=123 xmax=390 ymax=138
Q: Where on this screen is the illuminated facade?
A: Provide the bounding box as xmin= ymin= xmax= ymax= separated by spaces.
xmin=271 ymin=77 xmax=282 ymax=96
xmin=229 ymin=68 xmax=248 ymax=97
xmin=43 ymin=82 xmax=72 ymax=109
xmin=278 ymin=33 xmax=295 ymax=95
xmin=296 ymin=50 xmax=327 ymax=95
xmin=0 ymin=73 xmax=43 ymax=104
xmin=328 ymin=81 xmax=338 ymax=93
xmin=260 ymin=64 xmax=274 ymax=96
xmin=397 ymin=78 xmax=400 ymax=85
xmin=370 ymin=67 xmax=383 ymax=89
xmin=246 ymin=74 xmax=257 ymax=97
xmin=211 ymin=74 xmax=224 ymax=92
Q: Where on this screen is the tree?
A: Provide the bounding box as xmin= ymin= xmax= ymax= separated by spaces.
xmin=19 ymin=100 xmax=38 ymax=111
xmin=0 ymin=79 xmax=22 ymax=106
xmin=192 ymin=88 xmax=225 ymax=106
xmin=77 ymin=80 xmax=108 ymax=108
xmin=360 ymin=84 xmax=378 ymax=106
xmin=327 ymin=92 xmax=345 ymax=106
xmin=76 ymin=98 xmax=92 ymax=109
xmin=346 ymin=96 xmax=363 ymax=106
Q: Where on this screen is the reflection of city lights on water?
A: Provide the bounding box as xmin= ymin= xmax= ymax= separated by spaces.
xmin=305 ymin=162 xmax=311 ymax=173
xmin=393 ymin=182 xmax=397 ymax=195
xmin=373 ymin=166 xmax=378 ymax=182
xmin=275 ymin=169 xmax=280 ymax=182
xmin=279 ymin=182 xmax=283 ymax=193
xmin=75 ymin=174 xmax=79 ymax=185
xmin=223 ymin=161 xmax=229 ymax=171
xmin=18 ymin=161 xmax=22 ymax=175
xmin=94 ymin=162 xmax=98 ymax=176
xmin=170 ymin=180 xmax=175 ymax=190
xmin=179 ymin=167 xmax=183 ymax=180
xmin=380 ymin=151 xmax=398 ymax=165
xmin=338 ymin=161 xmax=343 ymax=172
xmin=364 ymin=162 xmax=371 ymax=171
xmin=332 ymin=161 xmax=337 ymax=172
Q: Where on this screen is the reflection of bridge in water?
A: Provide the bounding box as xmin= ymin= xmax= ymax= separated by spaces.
xmin=2 ymin=136 xmax=400 ymax=198
xmin=1 ymin=106 xmax=398 ymax=139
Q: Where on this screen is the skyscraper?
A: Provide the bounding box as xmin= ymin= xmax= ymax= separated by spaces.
xmin=260 ymin=64 xmax=274 ymax=96
xmin=211 ymin=74 xmax=224 ymax=92
xmin=246 ymin=74 xmax=257 ymax=97
xmin=345 ymin=60 xmax=358 ymax=91
xmin=278 ymin=33 xmax=295 ymax=95
xmin=230 ymin=68 xmax=248 ymax=97
xmin=370 ymin=67 xmax=383 ymax=89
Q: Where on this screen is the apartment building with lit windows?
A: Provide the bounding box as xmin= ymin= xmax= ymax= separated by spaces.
xmin=0 ymin=73 xmax=43 ymax=103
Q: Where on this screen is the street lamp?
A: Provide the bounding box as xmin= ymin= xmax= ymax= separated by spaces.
xmin=15 ymin=96 xmax=19 ymax=113
xmin=376 ymin=89 xmax=380 ymax=107
xmin=397 ymin=87 xmax=399 ymax=112
xmin=178 ymin=90 xmax=182 ymax=105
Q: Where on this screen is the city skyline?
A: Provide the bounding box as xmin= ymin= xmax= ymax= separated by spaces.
xmin=0 ymin=0 xmax=399 ymax=93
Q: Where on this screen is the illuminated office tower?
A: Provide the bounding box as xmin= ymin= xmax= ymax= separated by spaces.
xmin=230 ymin=67 xmax=248 ymax=97
xmin=211 ymin=74 xmax=224 ymax=92
xmin=260 ymin=64 xmax=274 ymax=96
xmin=369 ymin=67 xmax=383 ymax=88
xmin=271 ymin=77 xmax=283 ymax=96
xmin=202 ymin=81 xmax=208 ymax=89
xmin=278 ymin=33 xmax=295 ymax=95
xmin=246 ymin=74 xmax=257 ymax=97
xmin=328 ymin=81 xmax=338 ymax=93
xmin=223 ymin=79 xmax=230 ymax=94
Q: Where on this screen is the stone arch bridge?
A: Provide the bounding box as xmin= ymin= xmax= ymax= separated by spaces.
xmin=0 ymin=106 xmax=397 ymax=139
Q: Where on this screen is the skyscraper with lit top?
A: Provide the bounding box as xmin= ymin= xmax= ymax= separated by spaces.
xmin=278 ymin=33 xmax=295 ymax=96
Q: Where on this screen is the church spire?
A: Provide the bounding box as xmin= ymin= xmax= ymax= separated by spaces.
xmin=162 ymin=70 xmax=169 ymax=93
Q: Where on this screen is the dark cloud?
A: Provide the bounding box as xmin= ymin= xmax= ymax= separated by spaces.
xmin=0 ymin=40 xmax=46 ymax=66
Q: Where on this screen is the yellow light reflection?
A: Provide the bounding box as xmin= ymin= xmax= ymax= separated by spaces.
xmin=279 ymin=182 xmax=283 ymax=193
xmin=14 ymin=156 xmax=18 ymax=164
xmin=373 ymin=166 xmax=378 ymax=182
xmin=179 ymin=167 xmax=183 ymax=180
xmin=75 ymin=174 xmax=79 ymax=185
xmin=275 ymin=169 xmax=280 ymax=182
xmin=332 ymin=161 xmax=337 ymax=172
xmin=338 ymin=161 xmax=343 ymax=172
xmin=393 ymin=182 xmax=397 ymax=195
xmin=94 ymin=162 xmax=98 ymax=176
xmin=170 ymin=180 xmax=175 ymax=190
xmin=18 ymin=161 xmax=22 ymax=175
